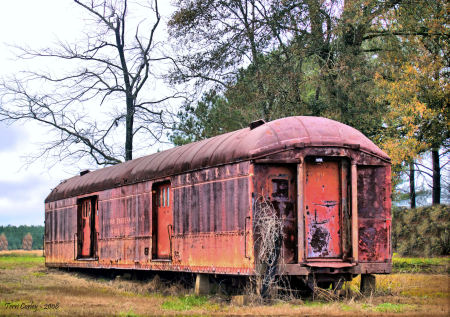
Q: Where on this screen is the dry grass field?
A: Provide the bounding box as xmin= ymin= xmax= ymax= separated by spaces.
xmin=0 ymin=251 xmax=448 ymax=316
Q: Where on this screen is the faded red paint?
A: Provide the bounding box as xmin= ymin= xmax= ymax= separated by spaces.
xmin=44 ymin=116 xmax=392 ymax=282
xmin=77 ymin=197 xmax=97 ymax=258
xmin=80 ymin=199 xmax=92 ymax=257
xmin=305 ymin=160 xmax=342 ymax=258
xmin=357 ymin=166 xmax=392 ymax=262
xmin=153 ymin=183 xmax=172 ymax=259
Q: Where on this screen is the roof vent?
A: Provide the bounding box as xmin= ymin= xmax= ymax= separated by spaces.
xmin=80 ymin=170 xmax=90 ymax=176
xmin=249 ymin=119 xmax=266 ymax=130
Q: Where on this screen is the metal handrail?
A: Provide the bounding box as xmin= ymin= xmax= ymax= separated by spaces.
xmin=95 ymin=231 xmax=99 ymax=259
xmin=167 ymin=224 xmax=173 ymax=260
xmin=73 ymin=233 xmax=78 ymax=260
xmin=244 ymin=216 xmax=251 ymax=259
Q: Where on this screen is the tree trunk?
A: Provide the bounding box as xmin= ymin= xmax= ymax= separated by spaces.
xmin=409 ymin=161 xmax=416 ymax=209
xmin=307 ymin=0 xmax=324 ymax=58
xmin=125 ymin=97 xmax=134 ymax=161
xmin=432 ymin=149 xmax=440 ymax=205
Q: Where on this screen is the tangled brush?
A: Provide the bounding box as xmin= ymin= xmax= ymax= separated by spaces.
xmin=252 ymin=195 xmax=284 ymax=298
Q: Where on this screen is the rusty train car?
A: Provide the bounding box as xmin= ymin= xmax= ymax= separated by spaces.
xmin=44 ymin=116 xmax=392 ymax=288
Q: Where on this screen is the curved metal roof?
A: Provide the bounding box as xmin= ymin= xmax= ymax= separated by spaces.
xmin=45 ymin=116 xmax=389 ymax=202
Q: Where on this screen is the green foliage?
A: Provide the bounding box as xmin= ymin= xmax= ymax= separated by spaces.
xmin=392 ymin=205 xmax=450 ymax=257
xmin=373 ymin=0 xmax=449 ymax=168
xmin=170 ymin=90 xmax=245 ymax=145
xmin=0 ymin=225 xmax=44 ymax=250
xmin=171 ymin=42 xmax=384 ymax=144
xmin=169 ymin=1 xmax=414 ymax=145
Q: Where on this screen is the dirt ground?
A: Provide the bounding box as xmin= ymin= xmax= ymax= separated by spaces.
xmin=0 ymin=251 xmax=448 ymax=316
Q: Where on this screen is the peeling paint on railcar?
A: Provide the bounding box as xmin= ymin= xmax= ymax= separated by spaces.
xmin=310 ymin=225 xmax=330 ymax=254
xmin=359 ymin=224 xmax=389 ymax=261
xmin=357 ymin=166 xmax=391 ymax=262
xmin=253 ymin=165 xmax=297 ymax=264
xmin=305 ymin=160 xmax=343 ymax=259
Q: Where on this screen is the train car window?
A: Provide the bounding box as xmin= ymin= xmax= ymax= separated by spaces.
xmin=163 ymin=187 xmax=166 ymax=207
xmin=167 ymin=187 xmax=170 ymax=207
xmin=272 ymin=179 xmax=289 ymax=199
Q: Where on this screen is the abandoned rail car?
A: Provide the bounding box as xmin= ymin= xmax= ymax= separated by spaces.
xmin=44 ymin=116 xmax=392 ymax=290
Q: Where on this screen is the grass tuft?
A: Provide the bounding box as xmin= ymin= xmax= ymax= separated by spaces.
xmin=393 ymin=255 xmax=449 ymax=274
xmin=31 ymin=271 xmax=47 ymax=277
xmin=118 ymin=308 xmax=140 ymax=317
xmin=303 ymin=300 xmax=326 ymax=307
xmin=161 ymin=295 xmax=212 ymax=311
xmin=340 ymin=303 xmax=354 ymax=311
xmin=0 ymin=254 xmax=44 ymax=269
xmin=372 ymin=302 xmax=410 ymax=313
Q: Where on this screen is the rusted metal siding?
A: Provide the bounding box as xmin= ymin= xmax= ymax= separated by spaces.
xmin=45 ymin=183 xmax=154 ymax=267
xmin=98 ymin=185 xmax=152 ymax=263
xmin=251 ymin=147 xmax=391 ymax=269
xmin=44 ymin=197 xmax=77 ymax=264
xmin=253 ymin=165 xmax=297 ymax=264
xmin=357 ymin=165 xmax=392 ymax=262
xmin=171 ymin=162 xmax=252 ymax=271
xmin=45 ymin=162 xmax=253 ymax=274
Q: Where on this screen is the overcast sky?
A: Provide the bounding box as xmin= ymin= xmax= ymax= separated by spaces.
xmin=0 ymin=0 xmax=175 ymax=226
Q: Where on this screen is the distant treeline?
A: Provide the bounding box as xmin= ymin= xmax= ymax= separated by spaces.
xmin=0 ymin=225 xmax=44 ymax=250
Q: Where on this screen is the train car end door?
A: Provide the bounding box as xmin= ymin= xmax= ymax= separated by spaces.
xmin=152 ymin=182 xmax=173 ymax=260
xmin=255 ymin=165 xmax=297 ymax=264
xmin=77 ymin=196 xmax=97 ymax=259
xmin=304 ymin=158 xmax=350 ymax=259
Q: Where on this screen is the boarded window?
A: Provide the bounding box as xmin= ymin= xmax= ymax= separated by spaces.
xmin=271 ymin=179 xmax=289 ymax=199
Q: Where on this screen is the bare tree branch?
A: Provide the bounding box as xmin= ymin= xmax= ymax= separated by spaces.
xmin=0 ymin=0 xmax=181 ymax=168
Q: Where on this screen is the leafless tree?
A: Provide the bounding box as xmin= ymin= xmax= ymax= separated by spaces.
xmin=0 ymin=233 xmax=8 ymax=251
xmin=0 ymin=0 xmax=180 ymax=166
xmin=22 ymin=233 xmax=33 ymax=251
